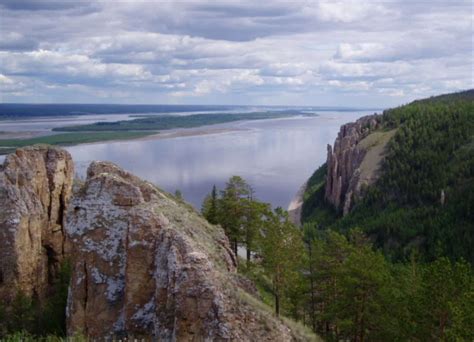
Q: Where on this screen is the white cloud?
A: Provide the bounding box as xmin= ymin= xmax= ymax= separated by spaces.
xmin=314 ymin=1 xmax=393 ymax=23
xmin=0 ymin=0 xmax=471 ymax=106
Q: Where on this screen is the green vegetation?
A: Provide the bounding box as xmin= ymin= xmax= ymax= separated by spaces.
xmin=303 ymin=227 xmax=474 ymax=341
xmin=0 ymin=262 xmax=71 ymax=339
xmin=303 ymin=90 xmax=474 ymax=263
xmin=203 ymin=173 xmax=474 ymax=340
xmin=52 ymin=111 xmax=312 ymax=132
xmin=298 ymin=90 xmax=474 ymax=339
xmin=0 ymin=131 xmax=154 ymax=155
xmin=202 ymin=177 xmax=305 ymax=317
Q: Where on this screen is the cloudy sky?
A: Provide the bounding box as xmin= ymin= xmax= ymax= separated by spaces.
xmin=0 ymin=0 xmax=472 ymax=107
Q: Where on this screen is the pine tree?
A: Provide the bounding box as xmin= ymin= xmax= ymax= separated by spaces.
xmin=259 ymin=208 xmax=304 ymax=316
xmin=219 ymin=176 xmax=250 ymax=256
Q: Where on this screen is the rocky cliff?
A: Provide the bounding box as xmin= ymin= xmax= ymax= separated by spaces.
xmin=0 ymin=147 xmax=314 ymax=340
xmin=62 ymin=161 xmax=308 ymax=340
xmin=0 ymin=146 xmax=74 ymax=302
xmin=324 ymin=114 xmax=382 ymax=215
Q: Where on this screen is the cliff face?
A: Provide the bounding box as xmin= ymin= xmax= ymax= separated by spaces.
xmin=0 ymin=147 xmax=315 ymax=340
xmin=65 ymin=161 xmax=302 ymax=340
xmin=325 ymin=115 xmax=380 ymax=215
xmin=0 ymin=146 xmax=74 ymax=302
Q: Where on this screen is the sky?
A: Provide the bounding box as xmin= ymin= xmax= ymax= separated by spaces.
xmin=0 ymin=0 xmax=472 ymax=107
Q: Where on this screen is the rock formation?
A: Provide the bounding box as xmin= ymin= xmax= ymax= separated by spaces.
xmin=0 ymin=146 xmax=74 ymax=302
xmin=66 ymin=161 xmax=306 ymax=340
xmin=325 ymin=114 xmax=381 ymax=214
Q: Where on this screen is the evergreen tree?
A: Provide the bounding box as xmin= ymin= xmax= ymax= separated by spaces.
xmin=219 ymin=176 xmax=250 ymax=256
xmin=259 ymin=208 xmax=305 ymax=316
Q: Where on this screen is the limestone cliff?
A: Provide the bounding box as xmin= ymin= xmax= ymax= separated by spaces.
xmin=65 ymin=161 xmax=310 ymax=340
xmin=325 ymin=114 xmax=383 ymax=215
xmin=0 ymin=146 xmax=74 ymax=302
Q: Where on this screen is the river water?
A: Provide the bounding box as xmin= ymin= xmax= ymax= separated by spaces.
xmin=59 ymin=111 xmax=372 ymax=209
xmin=0 ymin=110 xmax=375 ymax=208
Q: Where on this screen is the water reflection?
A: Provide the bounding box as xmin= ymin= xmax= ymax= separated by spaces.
xmin=66 ymin=111 xmax=370 ymax=209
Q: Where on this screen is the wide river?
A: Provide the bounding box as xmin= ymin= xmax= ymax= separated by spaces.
xmin=55 ymin=111 xmax=371 ymax=209
xmin=0 ymin=110 xmax=376 ymax=209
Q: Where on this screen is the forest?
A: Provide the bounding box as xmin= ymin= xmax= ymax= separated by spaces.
xmin=303 ymin=90 xmax=474 ymax=262
xmin=298 ymin=90 xmax=474 ymax=339
xmin=201 ymin=173 xmax=473 ymax=341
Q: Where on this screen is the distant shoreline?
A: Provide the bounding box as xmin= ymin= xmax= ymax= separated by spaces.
xmin=0 ymin=112 xmax=320 ymax=155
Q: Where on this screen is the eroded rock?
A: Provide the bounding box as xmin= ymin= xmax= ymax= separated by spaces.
xmin=66 ymin=161 xmax=300 ymax=340
xmin=0 ymin=146 xmax=74 ymax=302
xmin=325 ymin=114 xmax=381 ymax=214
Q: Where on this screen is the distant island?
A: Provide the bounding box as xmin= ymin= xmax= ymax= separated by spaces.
xmin=0 ymin=110 xmax=316 ymax=155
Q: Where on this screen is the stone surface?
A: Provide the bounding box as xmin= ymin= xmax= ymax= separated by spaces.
xmin=66 ymin=161 xmax=307 ymax=340
xmin=325 ymin=114 xmax=381 ymax=214
xmin=0 ymin=146 xmax=74 ymax=302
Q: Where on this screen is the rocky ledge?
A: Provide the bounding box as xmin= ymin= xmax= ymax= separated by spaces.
xmin=0 ymin=146 xmax=311 ymax=341
xmin=324 ymin=114 xmax=381 ymax=214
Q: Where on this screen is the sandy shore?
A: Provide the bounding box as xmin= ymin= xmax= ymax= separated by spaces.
xmin=0 ymin=131 xmax=54 ymax=140
xmin=138 ymin=126 xmax=246 ymax=141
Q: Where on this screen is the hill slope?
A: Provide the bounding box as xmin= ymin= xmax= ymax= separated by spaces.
xmin=302 ymin=89 xmax=474 ymax=262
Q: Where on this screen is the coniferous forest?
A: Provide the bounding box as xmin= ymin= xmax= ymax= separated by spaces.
xmin=202 ymin=90 xmax=474 ymax=341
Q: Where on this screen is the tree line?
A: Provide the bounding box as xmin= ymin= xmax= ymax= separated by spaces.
xmin=202 ymin=175 xmax=474 ymax=340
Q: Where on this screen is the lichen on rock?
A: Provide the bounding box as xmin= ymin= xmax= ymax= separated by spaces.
xmin=66 ymin=161 xmax=302 ymax=340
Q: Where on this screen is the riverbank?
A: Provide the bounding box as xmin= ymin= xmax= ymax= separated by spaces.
xmin=0 ymin=112 xmax=312 ymax=155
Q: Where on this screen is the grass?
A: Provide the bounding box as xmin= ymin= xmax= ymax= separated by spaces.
xmin=0 ymin=331 xmax=86 ymax=342
xmin=236 ymin=289 xmax=322 ymax=342
xmin=0 ymin=131 xmax=155 ymax=155
xmin=356 ymin=128 xmax=397 ymax=187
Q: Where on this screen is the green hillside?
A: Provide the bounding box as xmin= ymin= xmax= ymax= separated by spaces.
xmin=302 ymin=89 xmax=474 ymax=263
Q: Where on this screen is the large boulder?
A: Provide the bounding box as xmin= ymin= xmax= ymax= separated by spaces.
xmin=66 ymin=161 xmax=302 ymax=340
xmin=0 ymin=146 xmax=74 ymax=302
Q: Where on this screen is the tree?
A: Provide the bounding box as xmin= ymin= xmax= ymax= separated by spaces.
xmin=174 ymin=189 xmax=183 ymax=200
xmin=242 ymin=197 xmax=270 ymax=267
xmin=202 ymin=185 xmax=219 ymax=224
xmin=307 ymin=229 xmax=401 ymax=341
xmin=219 ymin=176 xmax=250 ymax=256
xmin=259 ymin=208 xmax=305 ymax=316
xmin=418 ymin=258 xmax=474 ymax=340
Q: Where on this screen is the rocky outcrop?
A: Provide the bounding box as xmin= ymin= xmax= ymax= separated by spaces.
xmin=66 ymin=161 xmax=304 ymax=340
xmin=0 ymin=146 xmax=74 ymax=302
xmin=325 ymin=114 xmax=380 ymax=214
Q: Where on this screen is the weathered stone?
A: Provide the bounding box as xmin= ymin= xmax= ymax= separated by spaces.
xmin=325 ymin=114 xmax=381 ymax=213
xmin=66 ymin=161 xmax=305 ymax=340
xmin=0 ymin=146 xmax=74 ymax=302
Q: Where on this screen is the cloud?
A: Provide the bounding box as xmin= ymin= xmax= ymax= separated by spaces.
xmin=313 ymin=1 xmax=393 ymax=23
xmin=0 ymin=0 xmax=99 ymax=12
xmin=0 ymin=0 xmax=471 ymax=106
xmin=0 ymin=32 xmax=38 ymax=51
